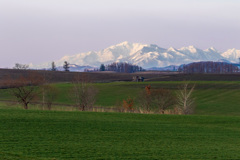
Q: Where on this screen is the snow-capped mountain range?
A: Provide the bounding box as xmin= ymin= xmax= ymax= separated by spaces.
xmin=31 ymin=41 xmax=240 ymax=70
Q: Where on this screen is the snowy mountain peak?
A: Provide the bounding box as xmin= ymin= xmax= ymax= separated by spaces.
xmin=116 ymin=41 xmax=130 ymax=46
xmin=31 ymin=42 xmax=240 ymax=70
xmin=221 ymin=48 xmax=240 ymax=63
xmin=204 ymin=47 xmax=219 ymax=53
xmin=180 ymin=45 xmax=198 ymax=53
xmin=188 ymin=46 xmax=197 ymax=53
xmin=168 ymin=47 xmax=177 ymax=52
xmin=209 ymin=47 xmax=217 ymax=51
xmin=188 ymin=45 xmax=197 ymax=48
xmin=228 ymin=48 xmax=238 ymax=52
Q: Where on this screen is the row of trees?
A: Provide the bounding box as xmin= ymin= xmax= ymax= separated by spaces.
xmin=13 ymin=63 xmax=29 ymax=70
xmin=13 ymin=62 xmax=145 ymax=73
xmin=2 ymin=72 xmax=97 ymax=110
xmin=179 ymin=61 xmax=239 ymax=73
xmin=13 ymin=61 xmax=70 ymax=72
xmin=1 ymin=72 xmax=195 ymax=114
xmin=121 ymin=83 xmax=195 ymax=114
xmin=99 ymin=62 xmax=144 ymax=73
xmin=50 ymin=61 xmax=70 ymax=72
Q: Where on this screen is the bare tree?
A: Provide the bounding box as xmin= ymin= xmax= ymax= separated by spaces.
xmin=39 ymin=72 xmax=52 ymax=105
xmin=4 ymin=72 xmax=44 ymax=109
xmin=70 ymin=73 xmax=98 ymax=111
xmin=176 ymin=82 xmax=195 ymax=114
xmin=37 ymin=72 xmax=57 ymax=110
xmin=13 ymin=63 xmax=29 ymax=70
xmin=138 ymin=85 xmax=152 ymax=112
xmin=151 ymin=88 xmax=175 ymax=114
xmin=41 ymin=84 xmax=58 ymax=110
xmin=138 ymin=85 xmax=176 ymax=114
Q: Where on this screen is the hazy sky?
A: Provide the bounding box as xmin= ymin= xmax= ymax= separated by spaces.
xmin=0 ymin=0 xmax=240 ymax=67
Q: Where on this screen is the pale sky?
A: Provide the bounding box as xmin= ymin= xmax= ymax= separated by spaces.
xmin=0 ymin=0 xmax=240 ymax=67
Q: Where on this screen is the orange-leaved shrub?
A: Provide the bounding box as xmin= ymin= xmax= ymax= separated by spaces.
xmin=122 ymin=97 xmax=134 ymax=111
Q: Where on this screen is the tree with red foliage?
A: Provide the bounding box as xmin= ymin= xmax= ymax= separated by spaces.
xmin=122 ymin=97 xmax=134 ymax=111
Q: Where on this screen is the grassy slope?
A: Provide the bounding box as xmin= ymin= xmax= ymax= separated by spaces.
xmin=1 ymin=108 xmax=240 ymax=159
xmin=1 ymin=81 xmax=240 ymax=115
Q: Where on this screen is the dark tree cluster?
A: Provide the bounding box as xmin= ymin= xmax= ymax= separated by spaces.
xmin=99 ymin=64 xmax=105 ymax=71
xmin=13 ymin=63 xmax=29 ymax=70
xmin=100 ymin=62 xmax=144 ymax=73
xmin=63 ymin=61 xmax=70 ymax=72
xmin=179 ymin=61 xmax=239 ymax=74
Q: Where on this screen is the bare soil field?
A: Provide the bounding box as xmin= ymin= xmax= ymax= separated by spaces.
xmin=1 ymin=68 xmax=240 ymax=86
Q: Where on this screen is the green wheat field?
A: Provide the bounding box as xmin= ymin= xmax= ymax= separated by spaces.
xmin=1 ymin=81 xmax=240 ymax=159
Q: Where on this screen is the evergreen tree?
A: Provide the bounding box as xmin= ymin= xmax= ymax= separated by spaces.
xmin=63 ymin=61 xmax=70 ymax=72
xmin=51 ymin=61 xmax=57 ymax=71
xmin=100 ymin=64 xmax=105 ymax=71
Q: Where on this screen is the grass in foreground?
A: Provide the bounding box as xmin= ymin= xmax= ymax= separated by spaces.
xmin=1 ymin=107 xmax=240 ymax=159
